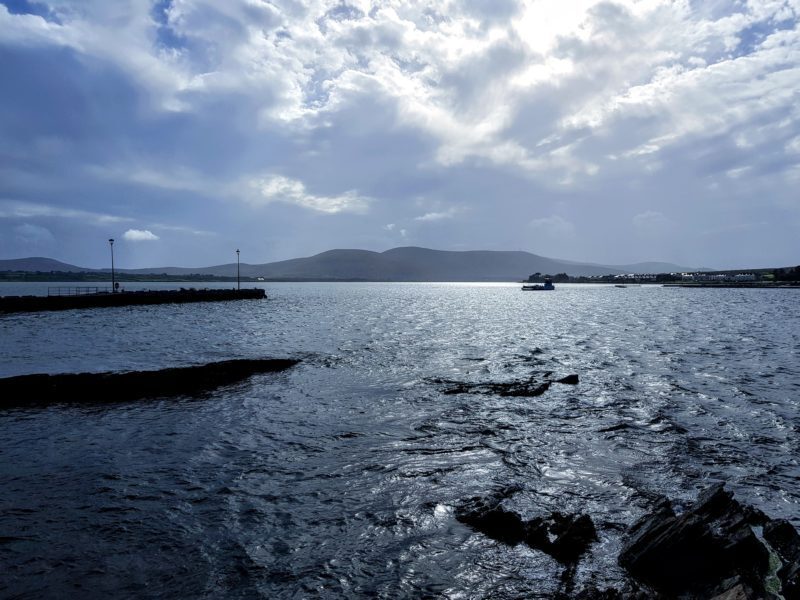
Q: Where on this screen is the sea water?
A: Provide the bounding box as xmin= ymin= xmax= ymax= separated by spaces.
xmin=1 ymin=282 xmax=798 ymax=597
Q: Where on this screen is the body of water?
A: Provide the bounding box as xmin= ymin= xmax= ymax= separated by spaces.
xmin=1 ymin=282 xmax=798 ymax=598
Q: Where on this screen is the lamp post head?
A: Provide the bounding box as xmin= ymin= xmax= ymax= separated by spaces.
xmin=109 ymin=238 xmax=114 ymax=245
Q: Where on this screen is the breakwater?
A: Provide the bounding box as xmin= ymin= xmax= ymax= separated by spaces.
xmin=0 ymin=358 xmax=299 ymax=408
xmin=0 ymin=287 xmax=266 ymax=314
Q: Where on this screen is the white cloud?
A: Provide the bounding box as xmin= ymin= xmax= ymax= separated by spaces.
xmin=415 ymin=207 xmax=461 ymax=221
xmin=123 ymin=229 xmax=160 ymax=241
xmin=249 ymin=175 xmax=369 ymax=214
xmin=4 ymin=0 xmax=799 ymax=184
xmin=0 ymin=199 xmax=131 ymax=225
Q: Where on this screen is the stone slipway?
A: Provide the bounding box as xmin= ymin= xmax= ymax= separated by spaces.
xmin=0 ymin=358 xmax=299 ymax=408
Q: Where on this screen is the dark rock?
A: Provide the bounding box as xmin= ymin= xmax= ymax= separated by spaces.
xmin=493 ymin=380 xmax=551 ymax=397
xmin=525 ymin=512 xmax=598 ymax=564
xmin=598 ymin=423 xmax=634 ymax=433
xmin=710 ymin=582 xmax=758 ymax=600
xmin=763 ymin=519 xmax=800 ymax=599
xmin=619 ymin=483 xmax=786 ymax=598
xmin=454 ymin=486 xmax=526 ymax=545
xmin=439 ymin=378 xmax=551 ymax=397
xmin=456 ymin=489 xmax=597 ymax=564
xmin=0 ymin=358 xmax=300 ymax=408
xmin=556 ymin=374 xmax=580 ymax=385
xmin=567 ymin=585 xmax=650 ymax=599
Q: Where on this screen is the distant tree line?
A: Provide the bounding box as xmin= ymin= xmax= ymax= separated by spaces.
xmin=528 ymin=267 xmax=800 ymax=284
xmin=773 ymin=266 xmax=800 ymax=281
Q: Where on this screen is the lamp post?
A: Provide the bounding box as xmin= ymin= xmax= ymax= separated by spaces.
xmin=236 ymin=249 xmax=240 ymax=291
xmin=109 ymin=238 xmax=115 ymax=293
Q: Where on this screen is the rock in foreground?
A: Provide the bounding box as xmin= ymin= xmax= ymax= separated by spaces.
xmin=456 ymin=487 xmax=597 ymax=564
xmin=619 ymin=483 xmax=800 ymax=599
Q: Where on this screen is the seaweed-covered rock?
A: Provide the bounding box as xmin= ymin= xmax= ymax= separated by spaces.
xmin=619 ymin=483 xmax=789 ymax=599
xmin=763 ymin=519 xmax=800 ymax=599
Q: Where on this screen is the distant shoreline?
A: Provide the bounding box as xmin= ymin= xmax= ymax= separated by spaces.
xmin=1 ymin=277 xmax=799 ymax=287
xmin=662 ymin=283 xmax=800 ymax=289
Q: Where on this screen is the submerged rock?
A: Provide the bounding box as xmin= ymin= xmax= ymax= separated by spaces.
xmin=440 ymin=378 xmax=552 ymax=397
xmin=619 ymin=483 xmax=799 ymax=599
xmin=431 ymin=370 xmax=579 ymax=398
xmin=456 ymin=488 xmax=597 ymax=564
xmin=0 ymin=358 xmax=300 ymax=408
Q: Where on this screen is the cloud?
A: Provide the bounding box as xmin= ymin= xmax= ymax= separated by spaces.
xmin=87 ymin=164 xmax=212 ymax=193
xmin=14 ymin=223 xmax=55 ymax=245
xmin=150 ymin=223 xmax=216 ymax=237
xmin=528 ymin=215 xmax=576 ymax=237
xmin=0 ymin=199 xmax=131 ymax=225
xmin=249 ymin=175 xmax=370 ymax=214
xmin=123 ymin=229 xmax=160 ymax=241
xmin=0 ymin=1 xmax=798 ymax=268
xmin=415 ymin=207 xmax=461 ymax=222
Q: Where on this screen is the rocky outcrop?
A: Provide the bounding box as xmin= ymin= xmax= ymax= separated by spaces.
xmin=455 ymin=487 xmax=597 ymax=564
xmin=619 ymin=483 xmax=800 ymax=599
xmin=0 ymin=358 xmax=299 ymax=407
xmin=431 ymin=372 xmax=579 ymax=397
xmin=457 ymin=484 xmax=800 ymax=598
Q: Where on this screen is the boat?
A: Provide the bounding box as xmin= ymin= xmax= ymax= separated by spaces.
xmin=522 ymin=278 xmax=555 ymax=291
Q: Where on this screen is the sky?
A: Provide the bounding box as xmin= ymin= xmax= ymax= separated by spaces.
xmin=0 ymin=0 xmax=798 ymax=270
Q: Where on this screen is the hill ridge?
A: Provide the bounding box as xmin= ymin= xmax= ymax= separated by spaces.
xmin=0 ymin=248 xmax=702 ymax=280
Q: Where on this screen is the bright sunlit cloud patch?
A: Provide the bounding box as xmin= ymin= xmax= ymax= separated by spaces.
xmin=250 ymin=175 xmax=370 ymax=214
xmin=123 ymin=229 xmax=160 ymax=241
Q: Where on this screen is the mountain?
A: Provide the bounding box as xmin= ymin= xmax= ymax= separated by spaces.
xmin=0 ymin=257 xmax=90 ymax=273
xmin=1 ymin=248 xmax=702 ymax=281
